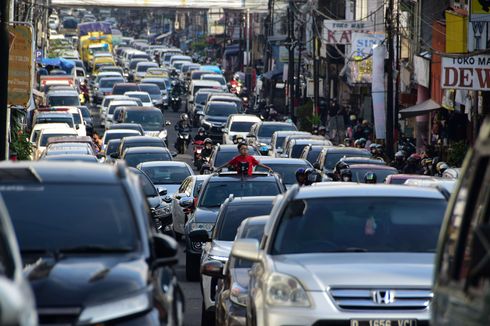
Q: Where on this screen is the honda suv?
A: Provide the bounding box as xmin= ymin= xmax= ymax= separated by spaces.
xmin=180 ymin=171 xmax=285 ymax=281
xmin=231 ymin=183 xmax=448 ymax=326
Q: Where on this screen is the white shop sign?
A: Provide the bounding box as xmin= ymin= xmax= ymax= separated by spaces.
xmin=441 ymin=55 xmax=490 ymax=90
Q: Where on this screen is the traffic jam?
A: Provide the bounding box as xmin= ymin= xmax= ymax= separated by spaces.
xmin=1 ymin=6 xmax=490 ymax=326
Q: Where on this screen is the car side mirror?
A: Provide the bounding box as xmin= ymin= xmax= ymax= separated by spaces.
xmin=174 ymin=192 xmax=186 ymax=200
xmin=162 ymin=195 xmax=172 ymax=203
xmin=151 ymin=234 xmax=178 ymax=267
xmin=231 ymin=238 xmax=260 ymax=262
xmin=159 ymin=188 xmax=168 ymax=196
xmin=313 ymin=162 xmax=321 ymax=170
xmin=76 ymin=125 xmax=80 ymax=130
xmin=0 ymin=277 xmax=27 ymax=325
xmin=280 ymin=153 xmax=288 ymax=158
xmin=179 ymin=196 xmax=194 ymax=208
xmin=189 ymin=229 xmax=211 ymax=242
xmin=201 ymin=260 xmax=224 ymax=278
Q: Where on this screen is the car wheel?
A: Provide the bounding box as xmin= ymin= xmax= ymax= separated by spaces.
xmin=201 ymin=301 xmax=215 ymax=326
xmin=185 ymin=251 xmax=200 ymax=281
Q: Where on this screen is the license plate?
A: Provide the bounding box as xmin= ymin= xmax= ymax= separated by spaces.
xmin=351 ymin=320 xmax=417 ymax=326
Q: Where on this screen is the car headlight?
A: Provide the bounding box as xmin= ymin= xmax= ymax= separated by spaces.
xmin=189 ymin=222 xmax=214 ymax=232
xmin=230 ymin=282 xmax=248 ymax=307
xmin=158 ymin=129 xmax=167 ymax=139
xmin=265 ymin=272 xmax=310 ymax=307
xmin=78 ymin=291 xmax=151 ymax=324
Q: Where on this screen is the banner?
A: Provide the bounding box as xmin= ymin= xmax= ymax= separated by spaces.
xmin=8 ymin=24 xmax=34 ymax=107
xmin=470 ymin=0 xmax=490 ymax=22
xmin=371 ymin=45 xmax=386 ymax=139
xmin=322 ymin=20 xmax=375 ymax=45
xmin=347 ymin=33 xmax=384 ymax=84
xmin=441 ymin=55 xmax=490 ymax=90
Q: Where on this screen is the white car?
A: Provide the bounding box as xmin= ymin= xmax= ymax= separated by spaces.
xmin=222 ymin=114 xmax=261 ymax=144
xmin=99 ymin=95 xmax=131 ymax=123
xmin=124 ymin=91 xmax=153 ymax=107
xmin=34 ymin=126 xmax=78 ymax=160
xmin=52 ymin=106 xmax=87 ymax=137
xmin=30 ymin=123 xmax=71 ymax=145
xmin=231 ymin=184 xmax=448 ymax=326
xmin=200 ymin=74 xmax=228 ymax=91
xmin=105 ymin=100 xmax=140 ymax=128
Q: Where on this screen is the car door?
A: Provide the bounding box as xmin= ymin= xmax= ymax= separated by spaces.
xmin=433 ymin=152 xmax=490 ymax=326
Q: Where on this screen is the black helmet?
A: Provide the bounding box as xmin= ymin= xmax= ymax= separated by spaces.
xmin=364 ymin=172 xmax=377 ymax=184
xmin=198 ymin=127 xmax=205 ymax=134
xmin=340 ymin=169 xmax=352 ymax=182
xmin=335 ymin=160 xmax=349 ymax=174
xmin=304 ymin=168 xmax=319 ymax=185
xmin=204 ymin=138 xmax=213 ymax=145
xmin=295 ymin=168 xmax=307 ymax=183
xmin=357 ymin=138 xmax=367 ymax=147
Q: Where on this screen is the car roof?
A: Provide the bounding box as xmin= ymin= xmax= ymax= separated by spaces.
xmin=0 ymin=161 xmax=119 ymax=184
xmin=110 ymin=123 xmax=142 ymax=128
xmin=124 ymin=146 xmax=170 ymax=154
xmin=114 ymin=83 xmax=138 ymax=87
xmin=99 ymin=77 xmax=124 ymax=81
xmin=138 ymin=161 xmax=190 ymax=168
xmin=252 ymin=157 xmax=311 ymax=165
xmin=217 ymin=144 xmax=251 ymax=152
xmin=291 ymin=139 xmax=331 ymax=145
xmin=226 ymin=196 xmax=276 ymax=206
xmin=295 ymin=184 xmax=445 ymax=200
xmin=104 ymin=129 xmax=140 ymax=135
xmin=36 ymin=111 xmax=73 ymax=117
xmin=208 ymin=172 xmax=278 ymax=182
xmin=47 ymin=90 xmax=78 ymax=96
xmin=348 ymin=164 xmax=397 ymax=170
xmin=109 ymin=100 xmax=139 ymax=106
xmin=123 ymin=136 xmax=164 ymax=143
xmin=122 ymin=106 xmax=160 ymax=112
xmin=325 ymin=147 xmax=370 ymax=153
xmin=207 ymin=101 xmax=237 ymax=107
xmin=258 ymin=121 xmax=295 ymax=127
xmin=192 ymin=80 xmax=221 ymax=86
xmin=229 ymin=114 xmax=261 ymax=121
xmin=40 ymin=128 xmax=77 ymax=134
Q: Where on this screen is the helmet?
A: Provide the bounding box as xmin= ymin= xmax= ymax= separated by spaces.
xmin=197 ymin=127 xmax=205 ymax=134
xmin=295 ymin=168 xmax=306 ymax=182
xmin=304 ymin=168 xmax=319 ymax=185
xmin=340 ymin=169 xmax=352 ymax=182
xmin=364 ymin=172 xmax=377 ymax=184
xmin=344 ymin=138 xmax=351 ymax=146
xmin=180 ymin=113 xmax=188 ymax=121
xmin=395 ymin=150 xmax=405 ymax=160
xmin=436 ymin=162 xmax=449 ymax=174
xmin=204 ymin=138 xmax=213 ymax=145
xmin=369 ymin=143 xmax=377 ymax=153
xmin=335 ymin=160 xmax=349 ymax=174
xmin=407 ymin=153 xmax=422 ymax=164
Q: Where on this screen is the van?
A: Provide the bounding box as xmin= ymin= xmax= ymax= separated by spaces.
xmin=432 ymin=116 xmax=490 ymax=326
xmin=169 ymin=55 xmax=191 ymax=67
xmin=187 ymin=80 xmax=222 ymax=107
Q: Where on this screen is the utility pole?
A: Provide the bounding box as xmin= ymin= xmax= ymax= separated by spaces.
xmin=295 ymin=23 xmax=303 ymax=123
xmin=287 ymin=2 xmax=295 ymax=120
xmin=0 ymin=0 xmax=10 ymax=160
xmin=385 ymin=0 xmax=395 ymax=159
xmin=312 ymin=14 xmax=319 ymax=116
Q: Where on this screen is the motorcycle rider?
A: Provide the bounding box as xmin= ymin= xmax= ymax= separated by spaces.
xmin=200 ymin=138 xmax=214 ymax=159
xmin=402 ymin=153 xmax=424 ymax=175
xmin=436 ymin=162 xmax=449 ymax=177
xmin=340 ymin=168 xmax=353 ymax=182
xmin=174 ymin=113 xmax=192 ymax=152
xmin=391 ymin=151 xmax=406 ymax=172
xmin=217 ymin=142 xmax=273 ymax=176
xmin=193 ymin=127 xmax=207 ymax=142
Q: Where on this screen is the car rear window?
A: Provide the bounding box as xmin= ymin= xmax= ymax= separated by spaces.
xmin=324 ymin=151 xmax=371 ymax=170
xmin=272 ymin=197 xmax=446 ymax=255
xmin=258 ymin=124 xmax=297 ymax=138
xmin=124 ymin=152 xmax=171 ymax=167
xmin=199 ymin=180 xmax=280 ymax=207
xmin=216 ymin=203 xmax=273 ymax=241
xmin=230 ymin=121 xmax=255 ymax=132
xmin=112 ymin=84 xmax=140 ymax=95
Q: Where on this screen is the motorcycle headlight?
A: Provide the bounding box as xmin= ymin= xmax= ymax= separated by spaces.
xmin=189 ymin=222 xmax=214 ymax=232
xmin=265 ymin=272 xmax=311 ymax=307
xmin=158 ymin=129 xmax=167 ymax=139
xmin=230 ymin=282 xmax=248 ymax=307
xmin=78 ymin=291 xmax=151 ymax=324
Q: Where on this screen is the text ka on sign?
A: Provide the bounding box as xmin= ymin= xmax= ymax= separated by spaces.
xmin=441 ymin=55 xmax=490 ymax=90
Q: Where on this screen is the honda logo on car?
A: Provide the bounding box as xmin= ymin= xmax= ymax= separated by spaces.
xmin=442 ymin=55 xmax=490 ymax=90
xmin=372 ymin=289 xmax=395 ymax=304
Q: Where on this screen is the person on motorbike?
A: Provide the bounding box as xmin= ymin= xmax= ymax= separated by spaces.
xmin=402 ymin=153 xmax=424 ymax=174
xmin=391 ymin=151 xmax=406 ymax=172
xmin=174 ymin=113 xmax=192 ymax=152
xmin=436 ymin=162 xmax=449 ymax=177
xmin=340 ymin=168 xmax=353 ymax=182
xmin=354 ymin=137 xmax=367 ymax=149
xmin=194 ymin=127 xmax=207 ymax=142
xmin=304 ymin=168 xmax=321 ymax=185
xmin=200 ymin=138 xmax=213 ymax=159
xmin=364 ymin=172 xmax=377 ymax=184
xmin=217 ymin=142 xmax=273 ymax=176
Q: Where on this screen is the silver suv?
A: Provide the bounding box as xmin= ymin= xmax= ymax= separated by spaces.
xmin=231 ymin=183 xmax=448 ymax=325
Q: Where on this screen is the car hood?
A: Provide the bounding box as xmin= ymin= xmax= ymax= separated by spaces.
xmin=193 ymin=207 xmax=220 ymax=223
xmin=23 ymin=254 xmax=148 ymax=307
xmin=209 ymin=240 xmax=232 ymax=261
xmin=155 ymin=184 xmax=180 ymax=197
xmin=272 ymin=253 xmax=434 ymax=291
xmin=204 ymin=116 xmax=228 ymax=124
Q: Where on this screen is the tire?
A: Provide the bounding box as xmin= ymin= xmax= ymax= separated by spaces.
xmin=186 ymin=251 xmax=200 ymax=281
xmin=201 ymin=301 xmax=215 ymax=326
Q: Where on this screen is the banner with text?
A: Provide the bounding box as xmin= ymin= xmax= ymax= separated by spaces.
xmin=8 ymin=24 xmax=34 ymax=107
xmin=441 ymin=55 xmax=490 ymax=90
xmin=322 ymin=20 xmax=375 ymax=45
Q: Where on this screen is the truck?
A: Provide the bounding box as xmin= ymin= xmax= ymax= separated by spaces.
xmin=77 ymin=22 xmax=113 ymax=69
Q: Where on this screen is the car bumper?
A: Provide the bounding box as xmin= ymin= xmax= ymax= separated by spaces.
xmin=256 ymin=292 xmax=430 ymax=326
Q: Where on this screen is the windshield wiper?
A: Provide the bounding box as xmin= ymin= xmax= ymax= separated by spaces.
xmin=58 ymin=245 xmax=134 ymax=254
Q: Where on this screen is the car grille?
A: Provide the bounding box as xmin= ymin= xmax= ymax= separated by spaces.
xmin=329 ymin=288 xmax=432 ymax=311
xmin=38 ymin=307 xmax=81 ymax=325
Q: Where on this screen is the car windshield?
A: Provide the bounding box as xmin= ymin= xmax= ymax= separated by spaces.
xmin=137 ymin=64 xmax=155 ymax=72
xmin=113 ymin=85 xmax=139 ymax=95
xmin=133 ymin=171 xmax=158 ymax=197
xmin=324 ymin=151 xmax=371 ymax=170
xmin=124 ymin=110 xmax=163 ymax=131
xmin=256 ymin=163 xmax=311 ymax=184
xmin=291 ymin=144 xmax=309 ymax=158
xmin=350 ymin=168 xmax=398 ymax=183
xmin=124 ymin=152 xmax=171 ymax=167
xmin=40 ymin=133 xmax=74 ymax=146
xmin=206 ymin=104 xmax=238 ymax=116
xmin=130 ymin=60 xmax=146 ymax=70
xmin=127 ymin=93 xmax=150 ymax=102
xmin=216 ymin=204 xmax=273 ymax=241
xmin=230 ymin=121 xmax=255 ymax=132
xmin=258 ymin=124 xmax=296 ymax=138
xmin=200 ymin=181 xmax=280 ymax=207
xmin=272 ymin=197 xmax=446 ymax=255
xmin=2 ymin=185 xmax=138 ymax=252
xmin=106 ymin=140 xmax=121 ymax=155
xmin=36 ymin=117 xmax=74 ymax=128
xmin=108 ymin=102 xmax=137 ymax=114
xmin=104 ymin=131 xmax=138 ymax=144
xmin=195 ymin=93 xmax=209 ymax=104
xmin=100 ymin=78 xmax=123 ymax=88
xmin=48 ymin=95 xmax=80 ymax=106
xmin=143 ymin=80 xmax=165 ymax=91
xmin=71 ymin=113 xmax=82 ymax=124
xmin=140 ymin=165 xmax=191 ymax=184
xmin=139 ymin=84 xmax=161 ymax=95
xmin=215 ymin=147 xmax=259 ymax=167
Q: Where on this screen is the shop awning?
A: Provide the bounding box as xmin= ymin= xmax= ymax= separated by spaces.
xmin=399 ymin=99 xmax=441 ymax=118
xmin=156 ymin=31 xmax=172 ymax=40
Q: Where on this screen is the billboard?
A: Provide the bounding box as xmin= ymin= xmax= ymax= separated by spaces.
xmin=8 ymin=24 xmax=34 ymax=107
xmin=470 ymin=0 xmax=490 ymax=21
xmin=441 ymin=55 xmax=490 ymax=90
xmin=322 ymin=20 xmax=375 ymax=45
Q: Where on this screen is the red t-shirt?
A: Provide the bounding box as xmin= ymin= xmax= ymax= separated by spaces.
xmin=228 ymin=155 xmax=259 ymax=175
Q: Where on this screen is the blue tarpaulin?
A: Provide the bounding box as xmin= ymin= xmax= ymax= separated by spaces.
xmin=200 ymin=65 xmax=222 ymax=74
xmin=40 ymin=58 xmax=75 ymax=74
xmin=78 ymin=22 xmax=112 ymax=36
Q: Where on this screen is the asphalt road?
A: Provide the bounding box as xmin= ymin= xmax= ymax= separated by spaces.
xmin=91 ymin=102 xmax=203 ymax=326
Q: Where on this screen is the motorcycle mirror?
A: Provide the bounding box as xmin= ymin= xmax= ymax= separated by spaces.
xmin=166 ymin=121 xmax=171 ymax=126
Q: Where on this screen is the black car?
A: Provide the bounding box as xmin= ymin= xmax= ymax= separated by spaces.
xmin=122 ymin=146 xmax=173 ymax=167
xmin=108 ymin=122 xmax=145 ymax=135
xmin=116 ymin=135 xmax=167 ymax=158
xmin=313 ymin=147 xmax=372 ymax=177
xmin=201 ymin=101 xmax=239 ymax=142
xmin=0 ymin=161 xmax=184 ymax=325
xmin=180 ymin=171 xmax=286 ymax=281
